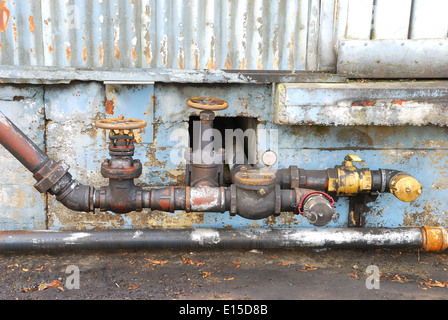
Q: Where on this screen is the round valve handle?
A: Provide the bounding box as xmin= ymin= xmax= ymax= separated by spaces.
xmin=187 ymin=97 xmax=229 ymax=111
xmin=95 ymin=115 xmax=147 ymax=130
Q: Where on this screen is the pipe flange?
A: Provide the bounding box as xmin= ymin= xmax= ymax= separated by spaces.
xmin=33 ymin=159 xmax=70 ymax=193
xmin=101 ymin=159 xmax=142 ymax=180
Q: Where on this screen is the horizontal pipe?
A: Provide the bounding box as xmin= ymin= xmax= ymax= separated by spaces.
xmin=0 ymin=227 xmax=445 ymax=252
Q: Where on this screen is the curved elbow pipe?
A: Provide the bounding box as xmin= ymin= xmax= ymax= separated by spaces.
xmin=0 ymin=111 xmax=95 ymax=213
xmin=371 ymin=169 xmax=422 ymax=202
xmin=55 ymin=178 xmax=95 ymax=212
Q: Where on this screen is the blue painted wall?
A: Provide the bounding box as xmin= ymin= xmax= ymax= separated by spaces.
xmin=0 ymin=82 xmax=446 ymax=230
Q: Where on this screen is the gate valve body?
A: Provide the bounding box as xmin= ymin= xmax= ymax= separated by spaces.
xmin=95 ymin=115 xmax=148 ymax=213
xmin=185 ymin=97 xmax=228 ymax=188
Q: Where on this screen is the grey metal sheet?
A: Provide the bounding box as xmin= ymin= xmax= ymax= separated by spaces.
xmin=0 ymin=65 xmax=347 ymax=84
xmin=337 ymin=39 xmax=448 ymax=78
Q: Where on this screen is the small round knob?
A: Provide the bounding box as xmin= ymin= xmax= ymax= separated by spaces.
xmin=187 ymin=97 xmax=229 ymax=111
xmin=95 ymin=114 xmax=147 ymax=130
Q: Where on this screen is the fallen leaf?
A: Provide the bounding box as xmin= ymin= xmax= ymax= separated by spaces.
xmin=202 ymin=272 xmax=212 ymax=278
xmin=181 ymin=256 xmax=205 ymax=266
xmin=223 ymin=277 xmax=234 ymax=281
xmin=38 ymin=280 xmax=62 ymax=291
xmin=7 ymin=264 xmax=18 ymax=268
xmin=127 ymin=284 xmax=140 ymax=290
xmin=420 ymin=279 xmax=448 ymax=288
xmin=26 ymin=277 xmax=31 ymax=282
xmin=21 ymin=286 xmax=37 ymax=293
xmin=232 ymin=261 xmax=240 ymax=268
xmin=35 ymin=266 xmax=44 ymax=271
xmin=298 ymin=264 xmax=317 ymax=272
xmin=278 ymin=262 xmax=292 ymax=266
xmin=388 ymin=274 xmax=409 ymax=283
xmin=144 ymin=258 xmax=168 ymax=265
xmin=22 ymin=268 xmax=29 ymax=272
xmin=351 ymin=273 xmax=359 ymax=279
xmin=268 ymin=255 xmax=278 ymax=259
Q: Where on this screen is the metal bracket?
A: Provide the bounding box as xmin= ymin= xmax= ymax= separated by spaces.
xmin=348 ymin=192 xmax=379 ymax=227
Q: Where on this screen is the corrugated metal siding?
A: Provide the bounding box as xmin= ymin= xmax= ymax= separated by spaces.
xmin=0 ymin=0 xmax=334 ymax=71
xmin=0 ymin=0 xmax=446 ymax=78
xmin=337 ymin=0 xmax=448 ymax=41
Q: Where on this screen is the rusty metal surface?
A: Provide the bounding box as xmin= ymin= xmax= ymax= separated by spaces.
xmin=0 ymin=0 xmax=447 ymax=82
xmin=0 ymin=0 xmax=326 ymax=74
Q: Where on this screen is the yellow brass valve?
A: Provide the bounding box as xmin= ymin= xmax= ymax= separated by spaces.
xmin=390 ymin=173 xmax=423 ymax=202
xmin=327 ymin=154 xmax=372 ymax=196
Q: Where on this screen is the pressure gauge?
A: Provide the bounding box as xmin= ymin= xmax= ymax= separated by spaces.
xmin=261 ymin=150 xmax=277 ymax=167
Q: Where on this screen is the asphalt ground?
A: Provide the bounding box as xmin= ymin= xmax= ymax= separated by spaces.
xmin=1 ymin=247 xmax=448 ymax=300
xmin=0 ymin=246 xmax=446 ymax=315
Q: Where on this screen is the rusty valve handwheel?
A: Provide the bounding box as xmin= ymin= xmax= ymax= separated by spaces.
xmin=95 ymin=114 xmax=147 ymax=130
xmin=187 ymin=97 xmax=229 ymax=111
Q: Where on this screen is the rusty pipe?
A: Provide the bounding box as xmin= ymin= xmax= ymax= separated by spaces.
xmin=0 ymin=109 xmax=329 ymax=219
xmin=0 ymin=111 xmax=49 ymax=173
xmin=0 ymin=226 xmax=445 ymax=252
xmin=0 ymin=111 xmax=96 ymax=212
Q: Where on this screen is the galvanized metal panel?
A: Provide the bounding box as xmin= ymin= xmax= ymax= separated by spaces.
xmin=409 ymin=0 xmax=448 ymax=39
xmin=275 ymin=81 xmax=448 ymax=126
xmin=343 ymin=0 xmax=374 ymax=40
xmin=337 ymin=39 xmax=448 ymax=78
xmin=0 ymin=0 xmax=332 ymax=74
xmin=371 ymin=0 xmax=412 ymax=40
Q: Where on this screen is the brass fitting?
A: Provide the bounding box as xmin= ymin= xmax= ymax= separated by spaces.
xmin=327 ymin=154 xmax=372 ymax=196
xmin=390 ymin=173 xmax=423 ymax=202
xmin=421 ymin=226 xmax=448 ymax=252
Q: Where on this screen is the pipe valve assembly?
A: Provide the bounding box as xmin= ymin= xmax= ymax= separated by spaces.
xmin=0 ymin=98 xmax=423 ymax=227
xmin=1 ymin=97 xmax=446 ymax=253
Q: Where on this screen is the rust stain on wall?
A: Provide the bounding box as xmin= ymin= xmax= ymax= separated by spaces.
xmin=105 ymin=95 xmax=115 ymax=115
xmin=131 ymin=47 xmax=137 ymax=61
xmin=114 ymin=44 xmax=120 ymax=60
xmin=0 ymin=1 xmax=10 ymax=32
xmin=66 ymin=46 xmax=71 ymax=61
xmin=98 ymin=43 xmax=104 ymax=66
xmin=28 ymin=15 xmax=35 ymax=33
xmin=82 ymin=45 xmax=88 ymax=62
